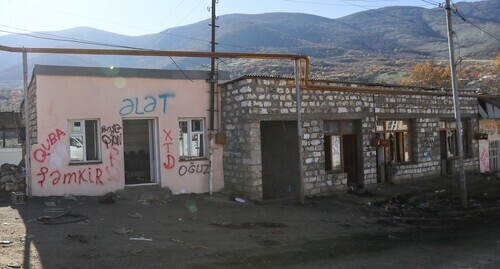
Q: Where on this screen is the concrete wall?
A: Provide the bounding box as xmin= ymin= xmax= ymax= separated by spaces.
xmin=221 ymin=77 xmax=479 ymax=199
xmin=29 ymin=68 xmax=224 ymax=196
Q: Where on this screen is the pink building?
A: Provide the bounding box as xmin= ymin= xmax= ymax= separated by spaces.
xmin=24 ymin=65 xmax=228 ymax=196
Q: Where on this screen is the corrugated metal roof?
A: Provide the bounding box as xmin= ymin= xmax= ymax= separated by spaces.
xmin=222 ymin=74 xmax=458 ymax=91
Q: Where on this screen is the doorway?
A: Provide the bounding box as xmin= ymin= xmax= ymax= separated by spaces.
xmin=261 ymin=121 xmax=300 ymax=200
xmin=123 ymin=119 xmax=158 ymax=185
xmin=342 ymin=134 xmax=358 ymax=185
xmin=440 ymin=130 xmax=453 ymax=175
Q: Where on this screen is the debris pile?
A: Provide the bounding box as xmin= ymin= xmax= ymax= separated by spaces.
xmin=0 ymin=163 xmax=26 ymax=193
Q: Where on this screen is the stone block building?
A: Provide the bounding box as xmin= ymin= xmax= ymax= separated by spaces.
xmin=221 ymin=76 xmax=479 ymax=200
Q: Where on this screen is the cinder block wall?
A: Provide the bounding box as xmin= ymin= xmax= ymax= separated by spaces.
xmin=221 ymin=77 xmax=479 ymax=199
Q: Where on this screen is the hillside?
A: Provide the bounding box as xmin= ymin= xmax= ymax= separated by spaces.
xmin=0 ymin=0 xmax=498 ymax=89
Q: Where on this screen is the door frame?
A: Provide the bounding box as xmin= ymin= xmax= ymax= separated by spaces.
xmin=122 ymin=118 xmax=160 ymax=186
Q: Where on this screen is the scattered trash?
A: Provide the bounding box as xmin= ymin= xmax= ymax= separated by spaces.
xmin=419 ymin=203 xmax=430 ymax=208
xmin=130 ymin=237 xmax=152 ymax=242
xmin=170 ymin=238 xmax=184 ymax=244
xmin=43 ymin=207 xmax=67 ymax=213
xmin=98 ymin=192 xmax=116 ymax=204
xmin=234 ymin=197 xmax=246 ymax=203
xmin=434 ymin=189 xmax=446 ymax=193
xmin=137 ymin=200 xmax=150 ymax=205
xmin=64 ymin=194 xmax=77 ymax=200
xmin=44 ymin=201 xmax=57 ymax=207
xmin=185 ymin=199 xmax=198 ymax=213
xmin=113 ymin=227 xmax=133 ymax=234
xmin=2 ymin=222 xmax=9 ymax=225
xmin=66 ymin=234 xmax=88 ymax=244
xmin=6 ymin=262 xmax=21 ymax=268
xmin=1 ymin=240 xmax=13 ymax=245
xmin=127 ymin=212 xmax=143 ymax=218
xmin=37 ymin=211 xmax=89 ymax=225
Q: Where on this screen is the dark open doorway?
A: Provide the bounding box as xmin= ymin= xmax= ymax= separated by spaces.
xmin=123 ymin=119 xmax=157 ymax=185
xmin=261 ymin=121 xmax=300 ymax=200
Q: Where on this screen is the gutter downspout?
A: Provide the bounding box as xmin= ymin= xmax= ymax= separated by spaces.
xmin=22 ymin=49 xmax=31 ymax=198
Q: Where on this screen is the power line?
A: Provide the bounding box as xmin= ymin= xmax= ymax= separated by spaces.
xmin=420 ymin=0 xmax=440 ymax=7
xmin=450 ymin=1 xmax=500 ymax=42
xmin=150 ymin=0 xmax=206 ymax=48
xmin=0 ymin=25 xmax=148 ymax=50
xmin=0 ymin=27 xmax=195 ymax=81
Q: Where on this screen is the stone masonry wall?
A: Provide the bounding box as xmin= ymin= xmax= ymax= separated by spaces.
xmin=221 ymin=77 xmax=479 ymax=199
xmin=28 ymin=78 xmax=37 ymax=145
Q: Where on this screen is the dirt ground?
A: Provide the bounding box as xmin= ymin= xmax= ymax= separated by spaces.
xmin=1 ymin=174 xmax=500 ymax=269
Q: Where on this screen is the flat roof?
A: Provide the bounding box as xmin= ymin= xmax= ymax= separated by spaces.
xmin=33 ymin=65 xmax=230 ymax=80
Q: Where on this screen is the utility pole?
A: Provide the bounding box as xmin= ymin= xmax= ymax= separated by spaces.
xmin=445 ymin=0 xmax=467 ymax=208
xmin=208 ymin=0 xmax=218 ymax=196
xmin=209 ymin=0 xmax=218 ymax=131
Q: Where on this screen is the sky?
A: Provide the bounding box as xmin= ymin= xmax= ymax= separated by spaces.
xmin=0 ymin=0 xmax=483 ymax=37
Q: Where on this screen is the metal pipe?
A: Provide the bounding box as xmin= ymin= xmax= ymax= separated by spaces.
xmin=22 ymin=49 xmax=31 ymax=197
xmin=0 ymin=44 xmax=494 ymax=98
xmin=0 ymin=45 xmax=304 ymax=59
xmin=294 ymin=59 xmax=305 ymax=205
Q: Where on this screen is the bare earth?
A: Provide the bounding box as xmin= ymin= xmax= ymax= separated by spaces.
xmin=1 ymin=175 xmax=500 ymax=269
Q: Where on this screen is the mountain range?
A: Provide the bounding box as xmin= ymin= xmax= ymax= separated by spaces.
xmin=0 ymin=0 xmax=498 ymax=89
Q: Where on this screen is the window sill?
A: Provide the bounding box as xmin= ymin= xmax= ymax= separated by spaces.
xmin=69 ymin=161 xmax=103 ymax=165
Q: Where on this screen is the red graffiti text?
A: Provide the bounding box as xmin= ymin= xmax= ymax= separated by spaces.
xmin=32 ymin=129 xmax=66 ymax=163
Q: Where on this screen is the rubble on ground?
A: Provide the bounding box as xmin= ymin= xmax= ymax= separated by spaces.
xmin=0 ymin=163 xmax=26 ymax=192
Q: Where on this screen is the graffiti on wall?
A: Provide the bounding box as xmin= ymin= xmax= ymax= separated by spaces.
xmin=32 ymin=129 xmax=66 ymax=164
xmin=119 ymin=93 xmax=176 ymax=116
xmin=37 ymin=166 xmax=104 ymax=187
xmin=178 ymin=163 xmax=210 ymax=176
xmin=162 ymin=129 xmax=175 ymax=170
xmin=101 ymin=124 xmax=122 ymax=149
xmin=106 ymin=146 xmax=121 ymax=182
xmin=480 ymin=147 xmax=491 ymax=172
xmin=33 ymin=128 xmax=119 ymax=188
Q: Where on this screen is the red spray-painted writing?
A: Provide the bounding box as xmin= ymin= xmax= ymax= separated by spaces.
xmin=37 ymin=166 xmax=103 ymax=187
xmin=106 ymin=146 xmax=121 ymax=182
xmin=32 ymin=129 xmax=66 ymax=163
xmin=163 ymin=129 xmax=175 ymax=169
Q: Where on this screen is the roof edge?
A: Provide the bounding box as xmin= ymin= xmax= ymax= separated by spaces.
xmin=33 ymin=65 xmax=230 ymax=80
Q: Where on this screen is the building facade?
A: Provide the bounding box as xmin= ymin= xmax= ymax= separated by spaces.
xmin=221 ymin=76 xmax=480 ymax=200
xmin=24 ymin=65 xmax=228 ymax=196
xmin=23 ymin=66 xmax=483 ymax=199
xmin=478 ymin=98 xmax=500 ymax=174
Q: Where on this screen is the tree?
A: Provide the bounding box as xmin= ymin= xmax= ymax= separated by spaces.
xmin=401 ymin=60 xmax=459 ymax=89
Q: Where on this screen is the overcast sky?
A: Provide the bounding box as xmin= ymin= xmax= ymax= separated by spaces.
xmin=0 ymin=0 xmax=483 ymax=36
